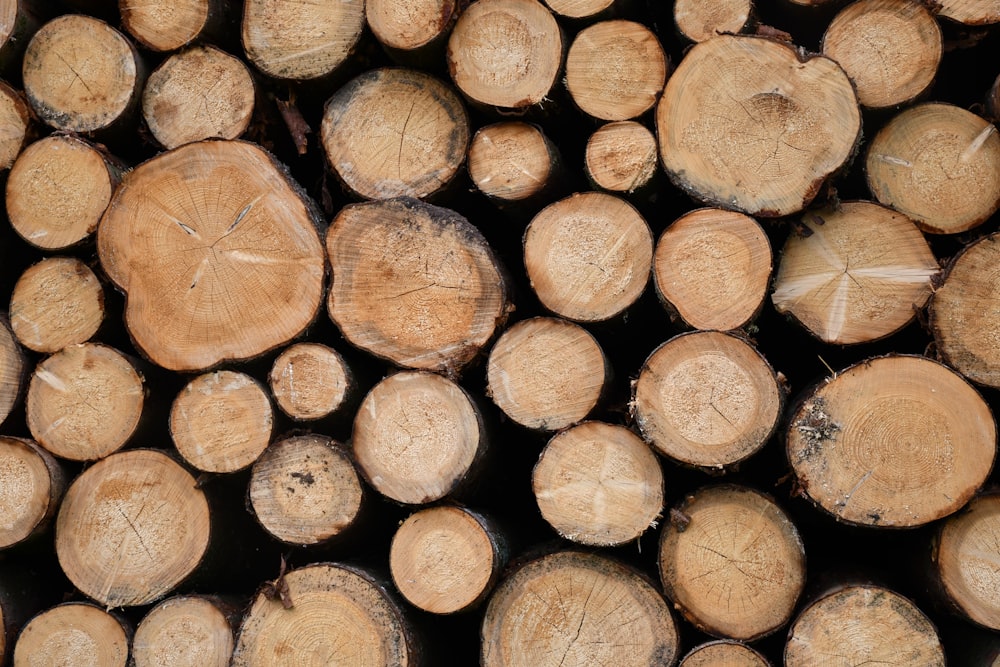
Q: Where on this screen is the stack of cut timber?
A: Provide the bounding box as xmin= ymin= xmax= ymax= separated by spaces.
xmin=0 ymin=0 xmax=999 ymax=665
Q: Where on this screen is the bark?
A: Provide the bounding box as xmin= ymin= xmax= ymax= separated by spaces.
xmin=120 ymin=0 xmax=229 ymax=52
xmin=9 ymin=257 xmax=104 ymax=354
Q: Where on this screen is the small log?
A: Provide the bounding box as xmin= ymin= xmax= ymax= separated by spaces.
xmin=7 ymin=134 xmax=121 ymax=250
xmin=543 ymin=0 xmax=616 ymax=18
xmin=248 ymin=434 xmax=364 ymax=547
xmin=326 ymin=198 xmax=509 ymax=373
xmin=268 ymin=342 xmax=354 ymax=422
xmin=786 ymin=355 xmax=995 ymax=527
xmin=241 ymin=0 xmax=365 ymax=81
xmin=673 ymin=0 xmax=753 ymax=43
xmin=532 ymin=421 xmax=663 ymax=546
xmin=26 ymin=343 xmax=144 ymax=462
xmin=565 ymin=20 xmax=667 ymax=121
xmin=320 ymin=67 xmax=469 ymax=200
xmin=656 ymin=34 xmax=860 ymax=217
xmin=934 ymin=0 xmax=1000 ymax=25
xmin=9 ymin=257 xmax=105 ymax=354
xmin=821 ymin=0 xmax=941 ymax=109
xmin=653 ymin=207 xmax=772 ymax=331
xmin=389 ymin=504 xmax=507 ymax=614
xmin=142 ymin=45 xmax=255 ymax=150
xmin=132 ymin=594 xmax=237 ymax=667
xmin=632 ymin=331 xmax=782 ymax=470
xmin=447 ymin=0 xmax=562 ymax=112
xmin=22 ymin=14 xmax=143 ymax=133
xmin=97 ymin=140 xmax=326 ymax=372
xmin=232 ymin=562 xmax=418 ymax=666
xmin=120 ymin=0 xmax=226 ymax=52
xmin=0 ymin=80 xmax=30 ymax=171
xmin=486 ymin=316 xmax=609 ymax=431
xmin=524 ymin=191 xmax=653 ymax=322
xmin=55 ymin=449 xmax=211 ymax=607
xmin=0 ymin=436 xmax=65 ymax=550
xmin=584 ymin=121 xmax=657 ymax=194
xmin=169 ymin=370 xmax=273 ymax=474
xmin=481 ymin=550 xmax=679 ymax=666
xmin=468 ymin=121 xmax=561 ymax=204
xmin=865 ymin=102 xmax=1000 ymax=234
xmin=772 ymin=201 xmax=938 ymax=345
xmin=13 ymin=602 xmax=130 ymax=667
xmin=365 ymin=0 xmax=458 ymax=62
xmin=352 ymin=370 xmax=486 ymax=505
xmin=680 ymin=640 xmax=770 ymax=667
xmin=784 ymin=585 xmax=945 ymax=666
xmin=0 ymin=315 xmax=25 ymax=428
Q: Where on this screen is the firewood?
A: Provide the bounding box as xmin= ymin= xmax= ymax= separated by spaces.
xmin=366 ymin=0 xmax=458 ymax=61
xmin=132 ymin=594 xmax=237 ymax=667
xmin=524 ymin=191 xmax=653 ymax=322
xmin=680 ymin=640 xmax=770 ymax=667
xmin=248 ymin=434 xmax=364 ymax=547
xmin=656 ymin=34 xmax=860 ymax=217
xmin=468 ymin=121 xmax=562 ymax=204
xmin=786 ymin=355 xmax=995 ymax=527
xmin=352 ymin=370 xmax=486 ymax=505
xmin=659 ymin=485 xmax=805 ymax=641
xmin=481 ymin=550 xmax=679 ymax=666
xmin=865 ymin=102 xmax=1000 ymax=234
xmin=584 ymin=120 xmax=657 ymax=194
xmin=142 ymin=45 xmax=255 ymax=150
xmin=169 ymin=370 xmax=273 ymax=473
xmin=320 ymin=67 xmax=469 ymax=200
xmin=653 ymin=208 xmax=772 ymax=331
xmin=0 ymin=81 xmax=30 ymax=171
xmin=934 ymin=0 xmax=1000 ymax=25
xmin=7 ymin=134 xmax=121 ymax=250
xmin=268 ymin=342 xmax=355 ymax=422
xmin=533 ymin=421 xmax=663 ymax=546
xmin=0 ymin=315 xmax=25 ymax=428
xmin=784 ymin=585 xmax=945 ymax=666
xmin=486 ymin=316 xmax=609 ymax=431
xmin=633 ymin=331 xmax=782 ymax=470
xmin=9 ymin=257 xmax=104 ymax=354
xmin=97 ymin=139 xmax=326 ymax=372
xmin=55 ymin=449 xmax=211 ymax=607
xmin=120 ymin=0 xmax=226 ymax=52
xmin=772 ymin=201 xmax=938 ymax=345
xmin=13 ymin=602 xmax=130 ymax=667
xmin=25 ymin=343 xmax=143 ymax=462
xmin=542 ymin=0 xmax=616 ymax=18
xmin=389 ymin=504 xmax=507 ymax=614
xmin=326 ymin=198 xmax=509 ymax=373
xmin=673 ymin=0 xmax=753 ymax=42
xmin=0 ymin=436 xmax=64 ymax=549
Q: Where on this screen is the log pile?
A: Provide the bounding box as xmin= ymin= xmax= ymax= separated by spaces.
xmin=0 ymin=0 xmax=999 ymax=665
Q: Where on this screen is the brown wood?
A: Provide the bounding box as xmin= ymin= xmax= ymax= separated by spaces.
xmin=9 ymin=257 xmax=104 ymax=354
xmin=389 ymin=504 xmax=507 ymax=614
xmin=680 ymin=640 xmax=770 ymax=667
xmin=468 ymin=121 xmax=560 ymax=204
xmin=170 ymin=370 xmax=273 ymax=473
xmin=584 ymin=121 xmax=657 ymax=193
xmin=13 ymin=602 xmax=130 ymax=667
xmin=97 ymin=140 xmax=326 ymax=372
xmin=633 ymin=331 xmax=782 ymax=470
xmin=772 ymin=201 xmax=938 ymax=345
xmin=533 ymin=421 xmax=663 ymax=546
xmin=248 ymin=434 xmax=364 ymax=546
xmin=55 ymin=449 xmax=211 ymax=607
xmin=653 ymin=208 xmax=772 ymax=331
xmin=120 ymin=0 xmax=224 ymax=52
xmin=321 ymin=67 xmax=469 ymax=200
xmin=352 ymin=370 xmax=486 ymax=505
xmin=934 ymin=0 xmax=1000 ymax=24
xmin=785 ymin=585 xmax=945 ymax=666
xmin=657 ymin=34 xmax=860 ymax=217
xmin=481 ymin=550 xmax=679 ymax=666
xmin=268 ymin=342 xmax=354 ymax=422
xmin=366 ymin=0 xmax=458 ymax=56
xmin=326 ymin=198 xmax=509 ymax=373
xmin=0 ymin=315 xmax=25 ymax=429
xmin=486 ymin=316 xmax=609 ymax=431
xmin=26 ymin=343 xmax=143 ymax=462
xmin=674 ymin=0 xmax=752 ymax=42
xmin=866 ymin=103 xmax=1000 ymax=234
xmin=524 ymin=191 xmax=653 ymax=322
xmin=0 ymin=80 xmax=30 ymax=171
xmin=787 ymin=355 xmax=995 ymax=527
xmin=543 ymin=0 xmax=614 ymax=17
xmin=0 ymin=436 xmax=65 ymax=549
xmin=142 ymin=45 xmax=255 ymax=149
xmin=132 ymin=595 xmax=236 ymax=667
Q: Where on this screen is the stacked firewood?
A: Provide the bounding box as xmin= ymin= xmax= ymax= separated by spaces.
xmin=0 ymin=0 xmax=999 ymax=664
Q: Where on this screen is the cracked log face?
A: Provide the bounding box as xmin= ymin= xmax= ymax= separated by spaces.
xmin=656 ymin=34 xmax=860 ymax=218
xmin=787 ymin=355 xmax=996 ymax=528
xmin=97 ymin=140 xmax=325 ymax=372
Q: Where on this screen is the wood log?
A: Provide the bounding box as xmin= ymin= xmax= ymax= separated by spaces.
xmin=771 ymin=201 xmax=938 ymax=345
xmin=0 ymin=315 xmax=25 ymax=429
xmin=673 ymin=0 xmax=753 ymax=43
xmin=142 ymin=45 xmax=255 ymax=150
xmin=934 ymin=0 xmax=1000 ymax=25
xmin=320 ymin=67 xmax=469 ymax=200
xmin=656 ymin=34 xmax=860 ymax=217
xmin=389 ymin=504 xmax=507 ymax=614
xmin=169 ymin=370 xmax=273 ymax=473
xmin=9 ymin=257 xmax=104 ymax=354
xmin=0 ymin=81 xmax=30 ymax=171
xmin=468 ymin=121 xmax=562 ymax=205
xmin=532 ymin=421 xmax=663 ymax=546
xmin=653 ymin=207 xmax=772 ymax=331
xmin=365 ymin=0 xmax=458 ymax=63
xmin=786 ymin=355 xmax=995 ymax=527
xmin=584 ymin=121 xmax=657 ymax=194
xmin=132 ymin=594 xmax=237 ymax=667
xmin=481 ymin=550 xmax=679 ymax=666
xmin=865 ymin=102 xmax=1000 ymax=234
xmin=97 ymin=139 xmax=326 ymax=372
xmin=54 ymin=449 xmax=211 ymax=607
xmin=632 ymin=331 xmax=782 ymax=470
xmin=680 ymin=640 xmax=770 ymax=667
xmin=13 ymin=602 xmax=130 ymax=667
xmin=25 ymin=343 xmax=143 ymax=462
xmin=524 ymin=191 xmax=653 ymax=322
xmin=0 ymin=436 xmax=64 ymax=550
xmin=268 ymin=342 xmax=355 ymax=422
xmin=120 ymin=0 xmax=226 ymax=52
xmin=784 ymin=585 xmax=945 ymax=666
xmin=248 ymin=433 xmax=364 ymax=547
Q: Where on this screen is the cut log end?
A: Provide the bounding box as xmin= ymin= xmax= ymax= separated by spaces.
xmin=543 ymin=0 xmax=613 ymax=18
xmin=14 ymin=603 xmax=129 ymax=667
xmin=585 ymin=121 xmax=658 ymax=193
xmin=10 ymin=257 xmax=105 ymax=354
xmin=469 ymin=121 xmax=555 ymax=202
xmin=120 ymin=0 xmax=209 ymax=52
xmin=366 ymin=0 xmax=457 ymax=51
xmin=269 ymin=342 xmax=353 ymax=421
xmin=935 ymin=493 xmax=1000 ymax=631
xmin=0 ymin=80 xmax=30 ymax=171
xmin=674 ymin=0 xmax=753 ymax=43
xmin=133 ymin=595 xmax=235 ymax=667
xmin=0 ymin=436 xmax=64 ymax=549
